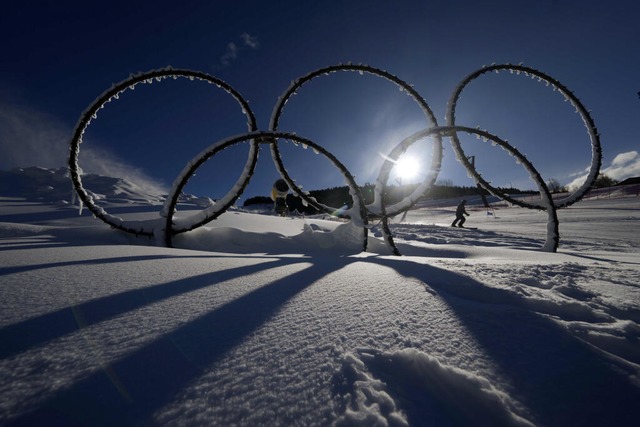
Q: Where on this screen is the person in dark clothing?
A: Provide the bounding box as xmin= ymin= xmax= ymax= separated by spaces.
xmin=452 ymin=199 xmax=470 ymax=227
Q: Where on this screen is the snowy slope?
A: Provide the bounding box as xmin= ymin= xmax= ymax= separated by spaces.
xmin=1 ymin=169 xmax=639 ymax=426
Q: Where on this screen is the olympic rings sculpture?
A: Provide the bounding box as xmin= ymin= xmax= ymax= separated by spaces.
xmin=69 ymin=63 xmax=601 ymax=254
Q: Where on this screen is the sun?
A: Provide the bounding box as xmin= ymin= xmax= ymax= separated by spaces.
xmin=394 ymin=155 xmax=420 ymax=182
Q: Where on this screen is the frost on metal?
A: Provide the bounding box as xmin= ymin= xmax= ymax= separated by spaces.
xmin=445 ymin=64 xmax=600 ymax=252
xmin=69 ymin=64 xmax=600 ymax=255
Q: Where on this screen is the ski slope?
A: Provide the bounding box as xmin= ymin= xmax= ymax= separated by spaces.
xmin=1 ymin=168 xmax=639 ymax=426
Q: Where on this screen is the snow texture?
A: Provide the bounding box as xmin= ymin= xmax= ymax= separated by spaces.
xmin=1 ymin=168 xmax=639 ymax=426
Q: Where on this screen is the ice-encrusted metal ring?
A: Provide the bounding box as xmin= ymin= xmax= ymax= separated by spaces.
xmin=404 ymin=125 xmax=560 ymax=252
xmin=69 ymin=63 xmax=601 ymax=254
xmin=162 ymin=131 xmax=369 ymax=251
xmin=268 ymin=64 xmax=443 ymax=220
xmin=446 ymin=63 xmax=602 ymax=210
xmin=68 ymin=68 xmax=257 ymax=237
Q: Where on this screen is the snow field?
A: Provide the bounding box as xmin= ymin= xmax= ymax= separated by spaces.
xmin=0 ymin=181 xmax=639 ymax=426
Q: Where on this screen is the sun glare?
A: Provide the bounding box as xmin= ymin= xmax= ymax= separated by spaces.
xmin=395 ymin=156 xmax=420 ymax=182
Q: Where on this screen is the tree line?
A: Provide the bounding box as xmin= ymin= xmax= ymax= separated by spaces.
xmin=244 ymin=173 xmax=625 ymax=214
xmin=242 ymin=182 xmax=535 ymax=215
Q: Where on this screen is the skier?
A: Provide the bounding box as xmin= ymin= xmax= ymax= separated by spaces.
xmin=451 ymin=199 xmax=470 ymax=227
xmin=271 ymin=179 xmax=289 ymax=217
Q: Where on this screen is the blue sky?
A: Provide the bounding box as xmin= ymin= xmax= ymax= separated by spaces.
xmin=1 ymin=0 xmax=639 ymax=201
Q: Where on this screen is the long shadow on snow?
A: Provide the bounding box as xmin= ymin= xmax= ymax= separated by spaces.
xmin=0 ymin=255 xmax=284 ymax=359
xmin=390 ymin=224 xmax=544 ymax=251
xmin=0 ymin=204 xmax=161 ymax=224
xmin=0 ymin=242 xmax=73 ymax=251
xmin=6 ymin=249 xmax=639 ymax=426
xmin=0 ymin=254 xmax=180 ymax=277
xmin=563 ymin=251 xmax=640 ymax=266
xmin=368 ymin=256 xmax=640 ymax=427
xmin=8 ymin=256 xmax=343 ymax=427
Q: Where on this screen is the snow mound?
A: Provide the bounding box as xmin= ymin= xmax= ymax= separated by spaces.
xmin=0 ymin=167 xmax=165 ymax=205
xmin=335 ymin=348 xmax=534 ymax=426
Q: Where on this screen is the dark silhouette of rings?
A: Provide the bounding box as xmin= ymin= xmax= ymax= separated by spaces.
xmin=68 ymin=63 xmax=601 ymax=254
xmin=161 ymin=131 xmax=369 ymax=251
xmin=69 ymin=68 xmax=257 ymax=237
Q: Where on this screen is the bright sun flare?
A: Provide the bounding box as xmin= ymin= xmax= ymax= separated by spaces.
xmin=395 ymin=156 xmax=420 ymax=181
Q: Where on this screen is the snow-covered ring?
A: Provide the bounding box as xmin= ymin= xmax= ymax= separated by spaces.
xmin=69 ymin=63 xmax=598 ymax=255
xmin=160 ymin=133 xmax=260 ymax=242
xmin=162 ymin=131 xmax=370 ymax=253
xmin=446 ymin=63 xmax=601 ymax=211
xmin=426 ymin=126 xmax=560 ymax=252
xmin=68 ymin=68 xmax=257 ymax=237
xmin=268 ymin=63 xmax=443 ymax=221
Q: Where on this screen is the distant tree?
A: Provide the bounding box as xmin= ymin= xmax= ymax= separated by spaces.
xmin=243 ymin=196 xmax=273 ymax=206
xmin=546 ymin=178 xmax=566 ymax=193
xmin=593 ymin=174 xmax=618 ymax=188
xmin=436 ymin=179 xmax=453 ymax=187
xmin=245 ymin=180 xmax=537 ymax=212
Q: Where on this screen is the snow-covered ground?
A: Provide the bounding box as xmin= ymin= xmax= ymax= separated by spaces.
xmin=1 ymin=168 xmax=639 ymax=426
